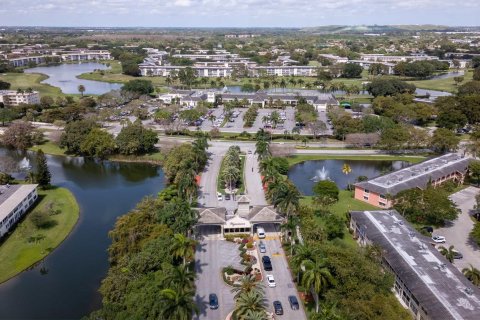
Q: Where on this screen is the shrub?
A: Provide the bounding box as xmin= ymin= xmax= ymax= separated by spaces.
xmin=246 ymin=242 xmax=254 ymax=249
xmin=29 ymin=210 xmax=56 ymax=229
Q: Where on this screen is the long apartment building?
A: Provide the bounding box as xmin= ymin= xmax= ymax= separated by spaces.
xmin=8 ymin=50 xmax=112 ymax=67
xmin=0 ymin=90 xmax=41 ymax=106
xmin=0 ymin=184 xmax=38 ymax=239
xmin=250 ymin=66 xmax=318 ymax=77
xmin=350 ymin=210 xmax=480 ymax=320
xmin=354 ymin=153 xmax=470 ymax=208
xmin=359 ymin=53 xmax=440 ymax=63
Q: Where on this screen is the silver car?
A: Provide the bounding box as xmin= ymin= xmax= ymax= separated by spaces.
xmin=259 ymin=241 xmax=266 ymax=253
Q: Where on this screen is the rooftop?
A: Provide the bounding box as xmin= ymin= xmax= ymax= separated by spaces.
xmin=355 ymin=153 xmax=470 ymax=196
xmin=0 ymin=184 xmax=38 ymax=222
xmin=350 ymin=210 xmax=480 ymax=320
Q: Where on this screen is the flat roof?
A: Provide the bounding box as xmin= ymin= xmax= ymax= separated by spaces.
xmin=350 ymin=210 xmax=480 ymax=320
xmin=355 ymin=153 xmax=470 ymax=196
xmin=0 ymin=184 xmax=37 ymax=222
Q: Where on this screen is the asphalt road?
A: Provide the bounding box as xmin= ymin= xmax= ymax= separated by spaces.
xmin=436 ymin=186 xmax=480 ymax=271
xmin=194 ymin=239 xmax=242 ymax=320
xmin=259 ymin=237 xmax=307 ymax=320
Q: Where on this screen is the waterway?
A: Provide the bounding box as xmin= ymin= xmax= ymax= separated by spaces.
xmin=0 ymin=149 xmax=165 ymax=319
xmin=288 ymin=159 xmax=409 ymax=195
xmin=24 ymin=62 xmax=122 ymax=95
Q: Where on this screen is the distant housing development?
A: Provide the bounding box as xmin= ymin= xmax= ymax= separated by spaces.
xmin=0 ymin=90 xmax=40 ymax=106
xmin=0 ymin=184 xmax=38 ymax=239
xmin=354 ymin=153 xmax=470 ymax=208
xmin=7 ymin=50 xmax=112 ymax=67
xmin=350 ymin=210 xmax=480 ymax=320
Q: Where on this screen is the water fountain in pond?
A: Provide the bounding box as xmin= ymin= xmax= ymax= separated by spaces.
xmin=310 ymin=166 xmax=329 ymax=182
xmin=19 ymin=157 xmax=32 ymax=171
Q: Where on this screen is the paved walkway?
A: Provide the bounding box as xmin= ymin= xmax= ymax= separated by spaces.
xmin=436 ymin=187 xmax=480 ymax=271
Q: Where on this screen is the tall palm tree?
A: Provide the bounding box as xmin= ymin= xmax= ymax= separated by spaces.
xmin=302 ymin=258 xmax=336 ymax=313
xmin=270 ymin=111 xmax=280 ymax=129
xmin=175 ymin=168 xmax=198 ymax=203
xmin=342 ymin=163 xmax=352 ymax=190
xmin=297 ymin=78 xmax=305 ymax=87
xmin=233 ymin=290 xmax=267 ymax=320
xmin=462 ymin=265 xmax=480 ymax=286
xmin=231 ymin=274 xmax=264 ymax=298
xmin=78 ymin=85 xmax=86 ymax=97
xmin=222 ymin=165 xmax=240 ymax=193
xmin=291 ymin=244 xmax=318 ymax=282
xmin=164 ymin=264 xmax=196 ymax=291
xmin=170 ymin=233 xmax=197 ymax=266
xmin=255 ymin=140 xmax=271 ymax=161
xmin=160 ymin=288 xmax=198 ymax=320
xmin=200 ymin=77 xmax=208 ymax=89
xmin=439 ymin=245 xmax=456 ymax=263
xmin=279 ymin=79 xmax=287 ymax=91
xmin=272 ymin=181 xmax=300 ymax=219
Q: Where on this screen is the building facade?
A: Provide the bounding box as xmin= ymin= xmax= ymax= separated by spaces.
xmin=0 ymin=184 xmax=38 ymax=239
xmin=350 ymin=210 xmax=480 ymax=320
xmin=354 ymin=153 xmax=470 ymax=208
xmin=0 ymin=90 xmax=41 ymax=106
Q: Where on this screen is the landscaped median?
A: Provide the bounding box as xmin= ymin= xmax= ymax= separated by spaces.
xmin=0 ymin=187 xmax=80 ymax=284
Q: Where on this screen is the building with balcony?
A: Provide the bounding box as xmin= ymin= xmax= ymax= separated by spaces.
xmin=0 ymin=90 xmax=41 ymax=106
xmin=0 ymin=184 xmax=38 ymax=239
xmin=350 ymin=209 xmax=480 ymax=320
xmin=354 ymin=153 xmax=470 ymax=208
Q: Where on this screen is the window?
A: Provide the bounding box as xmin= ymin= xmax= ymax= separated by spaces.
xmin=363 ymin=196 xmax=369 ymax=201
xmin=364 ymin=189 xmax=370 ymax=194
xmin=380 ymin=194 xmax=386 ymax=199
xmin=379 ymin=202 xmax=386 ymax=207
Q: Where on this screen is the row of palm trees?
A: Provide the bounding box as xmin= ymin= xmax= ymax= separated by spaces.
xmin=221 ymin=146 xmax=242 ymax=193
xmin=231 ymin=274 xmax=268 ymax=320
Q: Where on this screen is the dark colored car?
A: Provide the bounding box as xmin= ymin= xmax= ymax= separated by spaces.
xmin=453 ymin=251 xmax=463 ymax=259
xmin=288 ymin=296 xmax=299 ymax=310
xmin=273 ymin=301 xmax=283 ymax=315
xmin=225 ymin=194 xmax=231 ymax=200
xmin=262 ymin=255 xmax=272 ymax=271
xmin=209 ymin=293 xmax=218 ymax=309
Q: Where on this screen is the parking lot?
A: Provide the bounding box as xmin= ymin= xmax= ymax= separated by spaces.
xmin=436 ymin=187 xmax=480 ymax=270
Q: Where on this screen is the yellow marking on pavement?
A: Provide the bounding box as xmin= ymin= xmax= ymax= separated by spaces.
xmin=272 ymin=253 xmax=283 ymax=257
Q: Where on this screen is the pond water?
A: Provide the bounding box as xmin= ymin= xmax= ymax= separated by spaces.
xmin=24 ymin=62 xmax=122 ymax=95
xmin=288 ymin=159 xmax=409 ymax=196
xmin=0 ymin=149 xmax=165 ymax=319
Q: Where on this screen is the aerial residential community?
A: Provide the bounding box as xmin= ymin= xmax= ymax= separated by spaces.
xmin=1 ymin=2 xmax=480 ymax=320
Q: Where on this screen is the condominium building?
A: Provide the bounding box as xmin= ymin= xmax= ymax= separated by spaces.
xmin=172 ymin=53 xmax=239 ymax=61
xmin=359 ymin=54 xmax=439 ymax=63
xmin=60 ymin=50 xmax=111 ymax=61
xmin=354 ymin=153 xmax=470 ymax=208
xmin=0 ymin=90 xmax=41 ymax=106
xmin=250 ymin=66 xmax=318 ymax=77
xmin=0 ymin=184 xmax=38 ymax=239
xmin=350 ymin=210 xmax=480 ymax=320
xmin=8 ymin=55 xmax=46 ymax=67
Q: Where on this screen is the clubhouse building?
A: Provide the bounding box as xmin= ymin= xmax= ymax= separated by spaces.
xmin=354 ymin=153 xmax=470 ymax=208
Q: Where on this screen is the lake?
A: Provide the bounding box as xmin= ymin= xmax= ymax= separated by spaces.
xmin=288 ymin=159 xmax=409 ymax=195
xmin=25 ymin=62 xmax=122 ymax=95
xmin=0 ymin=149 xmax=165 ymax=319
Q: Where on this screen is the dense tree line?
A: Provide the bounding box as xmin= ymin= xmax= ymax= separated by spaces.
xmin=394 ymin=60 xmax=449 ymax=78
xmin=366 ymin=78 xmax=416 ymax=97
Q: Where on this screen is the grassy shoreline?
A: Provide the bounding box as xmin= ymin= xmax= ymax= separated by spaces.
xmin=0 ymin=187 xmax=80 ymax=284
xmin=287 ymin=154 xmax=426 ymax=167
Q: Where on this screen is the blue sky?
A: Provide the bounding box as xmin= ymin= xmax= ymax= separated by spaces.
xmin=0 ymin=0 xmax=479 ymax=27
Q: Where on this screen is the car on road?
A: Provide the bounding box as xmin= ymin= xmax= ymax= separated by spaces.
xmin=267 ymin=274 xmax=276 ymax=287
xmin=288 ymin=295 xmax=300 ymax=310
xmin=432 ymin=236 xmax=446 ymax=243
xmin=258 ymin=241 xmax=266 ymax=253
xmin=248 ymin=150 xmax=252 ymax=154
xmin=273 ymin=301 xmax=283 ymax=315
xmin=225 ymin=194 xmax=231 ymax=200
xmin=209 ymin=293 xmax=218 ymax=309
xmin=257 ymin=227 xmax=266 ymax=239
xmin=262 ymin=255 xmax=272 ymax=271
xmin=217 ymin=193 xmax=223 ymax=201
xmin=453 ymin=250 xmax=463 ymax=259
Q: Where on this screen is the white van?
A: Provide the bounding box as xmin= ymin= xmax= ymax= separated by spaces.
xmin=257 ymin=227 xmax=266 ymax=239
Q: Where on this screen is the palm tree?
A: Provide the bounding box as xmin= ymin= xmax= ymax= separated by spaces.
xmin=439 ymin=245 xmax=456 ymax=263
xmin=165 ymin=76 xmax=173 ymax=87
xmin=342 ymin=163 xmax=352 ymax=190
xmin=310 ymin=302 xmax=341 ymax=320
xmin=302 ymin=258 xmax=336 ymax=313
xmin=291 ymin=244 xmax=318 ymax=283
xmin=279 ymin=79 xmax=287 ymax=91
xmin=233 ymin=290 xmax=267 ymax=320
xmin=164 ymin=264 xmax=196 ymax=291
xmin=170 ymin=233 xmax=197 ymax=266
xmin=208 ymin=114 xmax=216 ymax=126
xmin=255 ymin=140 xmax=271 ymax=161
xmin=272 ymin=181 xmax=300 ymax=219
xmin=270 ymin=111 xmax=280 ymax=129
xmin=297 ymin=78 xmax=305 ymax=87
xmin=78 ymin=84 xmax=85 ymax=97
xmin=175 ymin=168 xmax=198 ymax=203
xmin=462 ymin=265 xmax=480 ymax=286
xmin=200 ymin=77 xmax=208 ymax=89
xmin=231 ymin=274 xmax=263 ymax=298
xmin=223 ymin=164 xmax=240 ymax=193
xmin=160 ymin=288 xmax=198 ymax=320
xmin=272 ymin=79 xmax=279 ymax=92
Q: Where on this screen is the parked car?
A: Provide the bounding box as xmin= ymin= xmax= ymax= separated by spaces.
xmin=453 ymin=250 xmax=463 ymax=259
xmin=267 ymin=274 xmax=276 ymax=287
xmin=217 ymin=193 xmax=223 ymax=201
xmin=209 ymin=293 xmax=219 ymax=309
xmin=288 ymin=296 xmax=300 ymax=310
xmin=432 ymin=236 xmax=446 ymax=243
xmin=225 ymin=194 xmax=231 ymax=200
xmin=257 ymin=227 xmax=266 ymax=239
xmin=273 ymin=301 xmax=283 ymax=315
xmin=421 ymin=226 xmax=434 ymax=233
xmin=262 ymin=255 xmax=272 ymax=271
xmin=259 ymin=241 xmax=266 ymax=253
xmin=248 ymin=150 xmax=253 ymax=154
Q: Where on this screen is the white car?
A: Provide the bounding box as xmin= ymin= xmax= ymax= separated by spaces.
xmin=217 ymin=193 xmax=223 ymax=201
xmin=267 ymin=275 xmax=276 ymax=288
xmin=432 ymin=236 xmax=446 ymax=243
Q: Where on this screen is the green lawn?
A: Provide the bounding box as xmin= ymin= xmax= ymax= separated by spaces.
xmin=287 ymin=154 xmax=426 ymax=167
xmin=406 ymin=69 xmax=473 ymax=93
xmin=0 ymin=187 xmax=80 ymax=284
xmin=0 ymin=72 xmax=64 ymax=97
xmin=30 ymin=140 xmax=66 ymax=156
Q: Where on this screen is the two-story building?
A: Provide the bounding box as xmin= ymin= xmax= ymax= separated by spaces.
xmin=0 ymin=184 xmax=38 ymax=239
